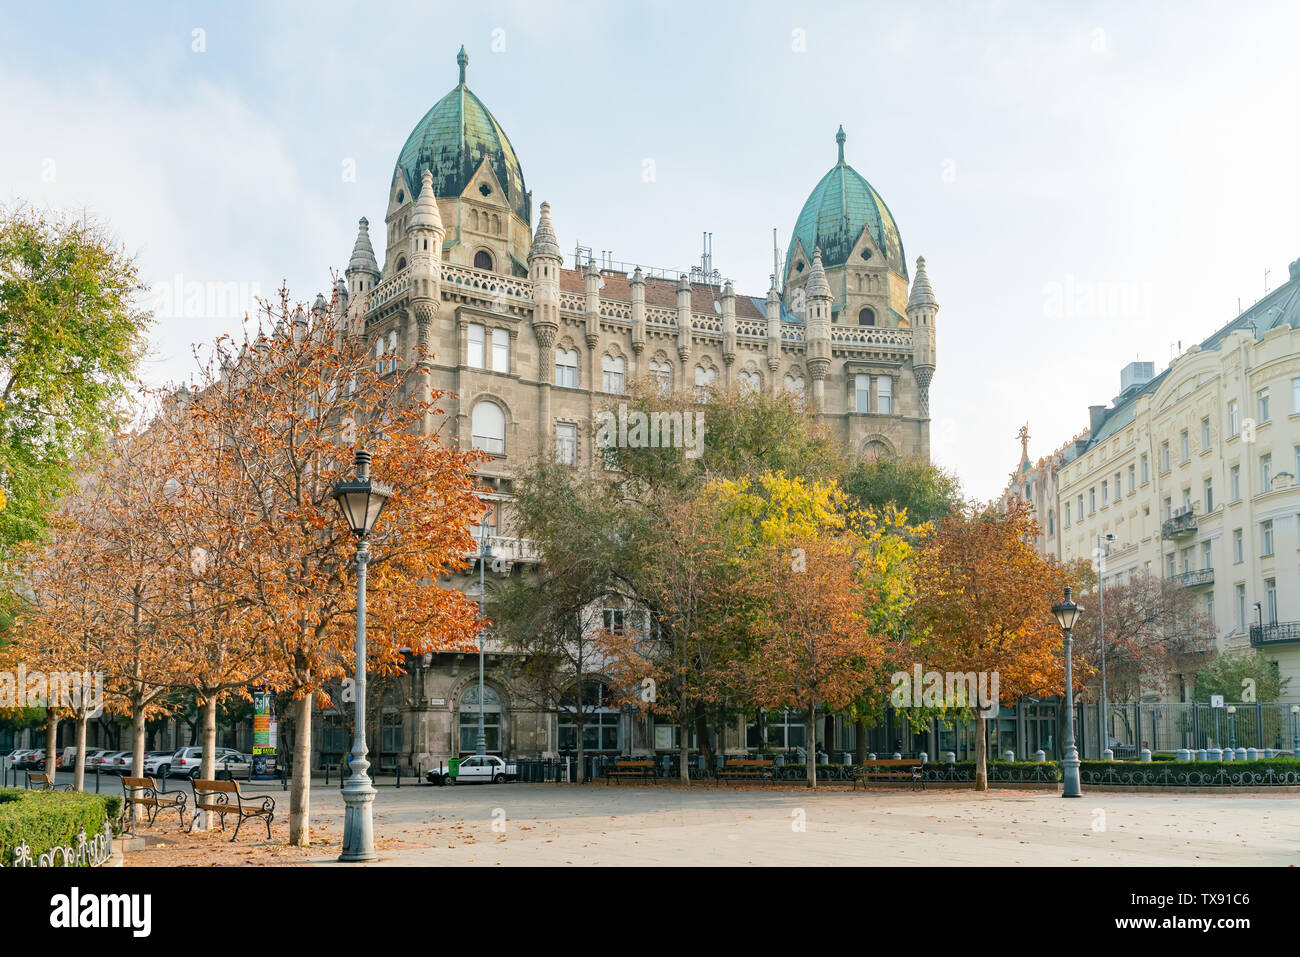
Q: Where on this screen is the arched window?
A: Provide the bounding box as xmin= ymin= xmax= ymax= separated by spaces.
xmin=738 ymin=370 xmax=760 ymax=394
xmin=648 ymin=359 xmax=672 ymax=396
xmin=555 ymin=348 xmax=579 ymax=387
xmin=474 ymin=250 xmax=494 ymax=271
xmin=602 ymin=354 xmax=625 ymax=394
xmin=693 ymin=364 xmax=716 ymax=400
xmin=471 ymin=401 xmax=506 ymax=455
xmin=387 ymin=330 xmax=398 ymax=372
xmin=396 ymin=257 xmax=407 ymax=272
xmin=858 ymin=307 xmax=876 ymax=326
xmin=458 ymin=684 xmax=504 ymax=754
xmin=783 ymin=372 xmax=805 ymax=394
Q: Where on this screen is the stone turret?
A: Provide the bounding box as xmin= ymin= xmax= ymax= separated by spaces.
xmin=676 ymin=273 xmax=692 ymax=373
xmin=407 ymin=169 xmax=445 ymax=433
xmin=345 ymin=217 xmax=381 ymax=301
xmin=583 ymin=256 xmax=601 ymax=349
xmin=765 ymin=279 xmax=782 ymax=392
xmin=528 ymin=201 xmax=563 ymax=440
xmin=908 ymin=255 xmax=938 ymax=418
xmin=721 ymin=280 xmax=737 ymax=378
xmin=630 ymin=266 xmax=646 ymax=357
xmin=805 ymin=248 xmax=833 ymax=411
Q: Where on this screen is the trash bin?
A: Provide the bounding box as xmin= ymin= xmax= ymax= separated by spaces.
xmin=448 ymin=756 xmax=460 ymax=779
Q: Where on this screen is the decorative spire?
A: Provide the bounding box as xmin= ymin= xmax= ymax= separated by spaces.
xmin=348 ymin=217 xmax=379 ymax=275
xmin=409 ymin=168 xmax=443 ymax=232
xmin=457 ymin=45 xmax=468 ymax=85
xmin=907 ymin=255 xmax=937 ymax=309
xmin=806 ymin=247 xmax=831 ymax=300
xmin=527 ymin=201 xmax=561 ymax=262
xmin=836 ymin=125 xmax=846 ymax=164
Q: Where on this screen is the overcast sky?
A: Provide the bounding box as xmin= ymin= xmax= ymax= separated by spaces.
xmin=3 ymin=0 xmax=1298 ymax=500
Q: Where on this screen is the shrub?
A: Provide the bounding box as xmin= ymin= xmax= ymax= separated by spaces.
xmin=0 ymin=788 xmax=121 ymax=866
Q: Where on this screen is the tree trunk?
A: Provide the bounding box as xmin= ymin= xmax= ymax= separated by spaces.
xmin=131 ymin=707 xmax=147 ymax=823
xmin=575 ymin=719 xmax=586 ymax=785
xmin=854 ymin=718 xmax=867 ymax=765
xmin=44 ymin=710 xmax=59 ymax=774
xmin=199 ymin=695 xmax=218 ymax=830
xmin=806 ymin=702 xmax=817 ymax=788
xmin=694 ymin=701 xmax=712 ymax=772
xmin=678 ymin=717 xmax=691 ymax=784
xmin=73 ymin=714 xmax=88 ymax=792
xmin=289 ymin=695 xmax=312 ymax=846
xmin=974 ymin=715 xmax=988 ymax=792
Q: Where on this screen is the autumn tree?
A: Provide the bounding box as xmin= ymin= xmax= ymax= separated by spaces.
xmin=841 ymin=454 xmax=963 ymax=527
xmin=1195 ymin=649 xmax=1292 ymax=703
xmin=911 ymin=500 xmax=1070 ymax=790
xmin=181 ymin=287 xmax=483 ymax=844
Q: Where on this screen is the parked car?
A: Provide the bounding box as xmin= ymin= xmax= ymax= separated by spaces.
xmin=18 ymin=749 xmax=46 ymax=770
xmin=142 ymin=752 xmax=174 ymax=778
xmin=62 ymin=747 xmax=106 ymax=770
xmin=427 ymin=754 xmax=516 ymax=786
xmin=169 ymin=746 xmax=244 ymax=779
xmin=6 ymin=749 xmax=37 ymax=768
xmin=91 ymin=751 xmax=129 ymax=774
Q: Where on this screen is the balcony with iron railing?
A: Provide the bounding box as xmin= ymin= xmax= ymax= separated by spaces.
xmin=1161 ymin=505 xmax=1198 ymax=538
xmin=1171 ymin=568 xmax=1214 ymax=588
xmin=1249 ymin=621 xmax=1300 ymax=647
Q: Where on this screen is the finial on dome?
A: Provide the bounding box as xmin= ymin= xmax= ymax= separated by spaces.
xmin=457 ymin=45 xmax=468 ymax=85
xmin=836 ymin=125 xmax=846 ymax=164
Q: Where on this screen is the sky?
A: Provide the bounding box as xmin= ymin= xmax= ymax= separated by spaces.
xmin=2 ymin=0 xmax=1298 ymax=501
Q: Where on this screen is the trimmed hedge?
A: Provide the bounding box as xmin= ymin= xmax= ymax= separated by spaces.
xmin=0 ymin=788 xmax=121 ymax=866
xmin=1080 ymin=758 xmax=1300 ymax=786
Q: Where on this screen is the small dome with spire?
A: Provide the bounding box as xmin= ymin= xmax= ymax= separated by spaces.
xmin=527 ymin=200 xmax=561 ymax=262
xmin=410 ymin=169 xmax=443 ymax=232
xmin=805 ymin=248 xmax=832 ymax=300
xmin=907 ymin=256 xmax=937 ymax=309
xmin=348 ymin=217 xmax=379 ymax=275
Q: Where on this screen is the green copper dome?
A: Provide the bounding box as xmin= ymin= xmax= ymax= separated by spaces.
xmin=788 ymin=127 xmax=905 ymax=279
xmin=396 ymin=47 xmax=530 ymax=225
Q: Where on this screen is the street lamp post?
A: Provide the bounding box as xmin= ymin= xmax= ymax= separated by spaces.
xmin=1052 ymin=586 xmax=1084 ymax=798
xmin=1227 ymin=705 xmax=1237 ymax=750
xmin=1291 ymin=705 xmax=1299 ymax=759
xmin=331 ymin=449 xmax=392 ymax=863
xmin=1097 ymin=533 xmax=1114 ymax=759
xmin=476 ymin=514 xmax=492 ymax=757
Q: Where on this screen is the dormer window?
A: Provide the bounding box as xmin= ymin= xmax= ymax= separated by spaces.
xmin=396 ymin=191 xmax=405 ymax=203
xmin=860 ymin=249 xmax=873 ymax=261
xmin=795 ymin=261 xmax=805 ymax=273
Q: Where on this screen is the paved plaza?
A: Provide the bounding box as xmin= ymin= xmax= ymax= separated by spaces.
xmin=291 ymin=783 xmax=1297 ymax=867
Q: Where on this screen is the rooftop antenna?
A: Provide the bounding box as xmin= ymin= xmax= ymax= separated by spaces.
xmin=772 ymin=228 xmax=781 ymax=289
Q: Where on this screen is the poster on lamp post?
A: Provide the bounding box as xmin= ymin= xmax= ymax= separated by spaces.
xmin=251 ymin=688 xmax=278 ymax=779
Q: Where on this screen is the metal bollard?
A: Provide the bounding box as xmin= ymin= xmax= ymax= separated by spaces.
xmin=396 ymin=765 xmax=401 ymax=789
xmin=1140 ymin=749 xmax=1152 ymax=763
xmin=1003 ymin=750 xmax=1014 ymax=762
xmin=95 ymin=763 xmax=101 ymax=794
xmin=946 ymin=752 xmax=956 ymax=763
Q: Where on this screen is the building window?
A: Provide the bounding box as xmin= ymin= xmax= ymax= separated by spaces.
xmin=1260 ymin=453 xmax=1272 ymax=492
xmin=1293 ymin=377 xmax=1300 ymax=415
xmin=855 ymin=374 xmax=870 ymax=413
xmin=1161 ymin=441 xmax=1170 ymax=473
xmin=1228 ymin=400 xmax=1239 ymax=437
xmin=876 ymin=376 xmax=893 ymax=414
xmin=602 ymin=355 xmax=626 ymax=394
xmin=1163 ymin=496 xmax=1172 ymax=520
xmin=1166 ymin=552 xmax=1176 ymax=577
xmin=474 ymin=249 xmax=494 ymax=271
xmin=749 ymin=710 xmax=807 ymax=751
xmin=1205 ymin=591 xmax=1215 ymax=624
xmin=558 ymin=681 xmax=620 ymax=752
xmin=458 ymin=684 xmax=503 ymax=754
xmin=649 ymin=359 xmax=672 ymax=395
xmin=738 ymin=370 xmax=760 ymax=393
xmin=1261 ymin=519 xmax=1274 ymax=556
xmin=1114 ymin=473 xmax=1122 ymax=501
xmin=467 ymin=323 xmax=485 ymax=369
xmin=373 ymin=338 xmax=385 ymax=374
xmin=693 ymin=364 xmax=716 ymax=398
xmin=1077 ymin=494 xmax=1084 ymax=520
xmin=1201 ymin=417 xmax=1211 ymax=451
xmin=1201 ymin=540 xmax=1212 ymax=570
xmin=1128 ymin=464 xmax=1135 ymax=494
xmin=491 ymin=328 xmax=509 ymax=373
xmin=1230 ymin=464 xmax=1241 ymax=501
xmin=1232 ymin=528 xmax=1243 ymax=564
xmin=1089 ymin=488 xmax=1096 ymax=514
xmin=1266 ymin=578 xmax=1278 ymax=624
xmin=1204 ymin=477 xmax=1213 ymax=512
xmin=555 ymin=348 xmax=579 ymax=388
xmin=1048 ymin=510 xmax=1054 ymax=536
xmin=1140 ymin=453 xmax=1149 ymax=484
xmin=471 ymin=401 xmax=506 ymax=455
xmin=1180 ymin=429 xmax=1189 ymax=462
xmin=555 ymin=422 xmax=577 ymax=466
xmin=1236 ymin=584 xmax=1246 ymax=632
xmin=1102 ymin=482 xmax=1109 ymax=506
xmin=1065 ymin=502 xmax=1072 ymax=526
xmin=783 ymin=372 xmax=805 ymax=394
xmin=858 ymin=307 xmax=876 ymax=326
xmin=1258 ymin=388 xmax=1270 ymax=424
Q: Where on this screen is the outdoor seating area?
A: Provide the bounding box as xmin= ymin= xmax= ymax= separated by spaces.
xmin=852 ymin=759 xmax=925 ymax=791
xmin=189 ymin=778 xmax=276 ymax=842
xmin=121 ymin=776 xmax=188 ymax=833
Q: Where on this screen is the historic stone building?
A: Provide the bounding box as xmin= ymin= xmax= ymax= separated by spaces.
xmin=321 ymin=47 xmax=943 ymax=771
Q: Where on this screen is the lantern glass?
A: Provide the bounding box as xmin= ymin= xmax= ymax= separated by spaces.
xmin=332 ymin=479 xmax=392 ymax=537
xmin=1052 ymin=590 xmax=1082 ymax=631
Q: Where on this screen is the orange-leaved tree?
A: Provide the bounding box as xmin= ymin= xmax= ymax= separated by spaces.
xmin=911 ymin=499 xmax=1071 ymax=790
xmin=180 ymin=286 xmax=483 ymax=845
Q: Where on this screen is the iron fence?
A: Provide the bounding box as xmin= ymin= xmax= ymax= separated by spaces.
xmin=1083 ymin=701 xmax=1300 ymax=756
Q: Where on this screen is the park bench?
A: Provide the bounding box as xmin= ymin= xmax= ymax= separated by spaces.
xmin=121 ymin=776 xmax=188 ymax=832
xmin=852 ymin=759 xmax=924 ymax=791
xmin=189 ymin=778 xmax=275 ymax=842
xmin=605 ymin=760 xmax=658 ymax=785
xmin=717 ymin=759 xmax=775 ymax=784
xmin=26 ymin=771 xmax=71 ymax=792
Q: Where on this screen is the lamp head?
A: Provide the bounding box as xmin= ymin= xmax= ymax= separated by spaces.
xmin=1051 ymin=585 xmax=1082 ymax=631
xmin=331 ymin=449 xmax=393 ymax=538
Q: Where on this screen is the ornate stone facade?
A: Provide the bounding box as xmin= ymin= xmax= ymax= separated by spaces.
xmin=328 ymin=48 xmax=942 ymax=769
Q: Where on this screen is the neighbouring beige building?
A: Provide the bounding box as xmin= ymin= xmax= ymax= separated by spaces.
xmin=1029 ymin=258 xmax=1300 ymax=702
xmin=314 ymin=47 xmax=943 ymax=770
